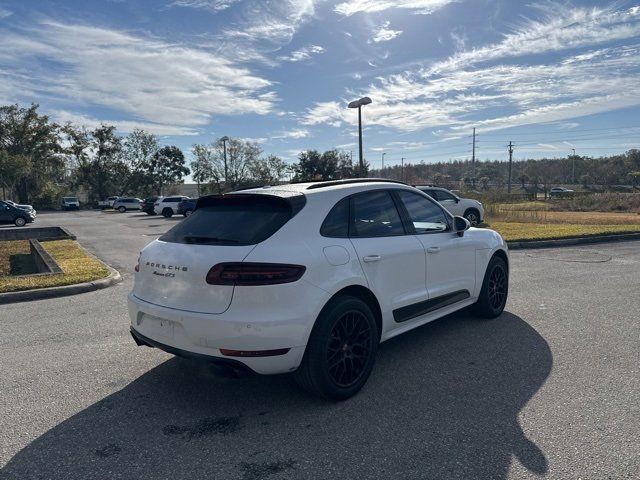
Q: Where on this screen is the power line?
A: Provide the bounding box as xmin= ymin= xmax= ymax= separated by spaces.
xmin=477 ymin=124 xmax=640 ymax=137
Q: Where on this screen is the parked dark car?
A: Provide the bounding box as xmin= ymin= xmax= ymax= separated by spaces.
xmin=177 ymin=198 xmax=197 ymax=217
xmin=0 ymin=200 xmax=36 ymax=227
xmin=140 ymin=196 xmax=159 ymax=215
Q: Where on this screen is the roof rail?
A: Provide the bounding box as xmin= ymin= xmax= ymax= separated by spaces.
xmin=232 ymin=185 xmax=270 ymax=191
xmin=305 ymin=178 xmax=408 ymax=190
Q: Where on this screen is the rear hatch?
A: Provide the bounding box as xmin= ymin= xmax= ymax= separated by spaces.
xmin=133 ymin=192 xmax=305 ymax=314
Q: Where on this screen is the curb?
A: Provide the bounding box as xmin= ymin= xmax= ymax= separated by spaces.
xmin=507 ymin=232 xmax=640 ymax=250
xmin=0 ymin=266 xmax=121 ymax=304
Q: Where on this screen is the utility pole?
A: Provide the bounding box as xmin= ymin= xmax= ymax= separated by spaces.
xmin=571 ymin=148 xmax=576 ymax=184
xmin=471 ymin=127 xmax=476 ymax=178
xmin=381 ymin=152 xmax=386 ymax=171
xmin=507 ymin=141 xmax=514 ymax=194
xmin=401 ymin=157 xmax=405 ymax=182
xmin=221 ymin=136 xmax=229 ymax=188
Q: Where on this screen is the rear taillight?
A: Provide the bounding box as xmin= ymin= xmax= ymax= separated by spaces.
xmin=206 ymin=262 xmax=305 ymax=286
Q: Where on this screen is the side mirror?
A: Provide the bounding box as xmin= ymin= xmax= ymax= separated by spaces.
xmin=454 ymin=197 xmax=460 ymax=203
xmin=454 ymin=216 xmax=470 ymax=237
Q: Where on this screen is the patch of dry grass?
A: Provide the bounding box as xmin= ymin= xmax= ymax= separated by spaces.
xmin=0 ymin=240 xmax=33 ymax=276
xmin=0 ymin=239 xmax=109 ymax=293
xmin=486 ymin=202 xmax=640 ymax=225
xmin=487 ymin=222 xmax=640 ymax=242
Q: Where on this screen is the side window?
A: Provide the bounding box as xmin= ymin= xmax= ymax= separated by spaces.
xmin=436 ymin=190 xmax=456 ymax=201
xmin=320 ymin=197 xmax=349 ymax=238
xmin=350 ymin=191 xmax=405 ymax=238
xmin=420 ymin=189 xmax=436 ymax=199
xmin=397 ymin=191 xmax=450 ymax=234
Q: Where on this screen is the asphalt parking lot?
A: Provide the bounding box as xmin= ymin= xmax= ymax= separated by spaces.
xmin=1 ymin=210 xmax=638 ymax=480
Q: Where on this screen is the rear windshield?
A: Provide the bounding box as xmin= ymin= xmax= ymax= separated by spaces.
xmin=64 ymin=197 xmax=78 ymax=201
xmin=160 ymin=194 xmax=300 ymax=246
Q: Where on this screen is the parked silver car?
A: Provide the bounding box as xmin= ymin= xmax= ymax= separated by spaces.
xmin=414 ymin=186 xmax=484 ymax=225
xmin=113 ymin=197 xmax=143 ymax=212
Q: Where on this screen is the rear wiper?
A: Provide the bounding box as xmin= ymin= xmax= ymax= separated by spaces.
xmin=183 ymin=235 xmax=239 ymax=244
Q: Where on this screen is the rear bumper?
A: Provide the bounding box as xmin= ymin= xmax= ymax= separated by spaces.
xmin=130 ymin=327 xmax=254 ymax=377
xmin=128 ymin=293 xmax=315 ymax=375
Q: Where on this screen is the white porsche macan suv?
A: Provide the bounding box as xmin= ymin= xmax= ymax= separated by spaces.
xmin=129 ymin=180 xmax=509 ymax=399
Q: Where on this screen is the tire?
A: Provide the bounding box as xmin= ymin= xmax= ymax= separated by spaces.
xmin=464 ymin=208 xmax=481 ymax=226
xmin=118 ymin=206 xmax=126 ymax=213
xmin=184 ymin=209 xmax=193 ymax=217
xmin=14 ymin=216 xmax=27 ymax=227
xmin=294 ymin=296 xmax=378 ymax=400
xmin=472 ymin=255 xmax=509 ymax=318
xmin=162 ymin=208 xmax=173 ymax=218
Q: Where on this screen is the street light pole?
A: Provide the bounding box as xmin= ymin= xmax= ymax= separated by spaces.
xmin=381 ymin=152 xmax=386 ymax=172
xmin=221 ymin=136 xmax=229 ymax=188
xmin=571 ymin=148 xmax=576 ymax=184
xmin=348 ymin=97 xmax=372 ymax=178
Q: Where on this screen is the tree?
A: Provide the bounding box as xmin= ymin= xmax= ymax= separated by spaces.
xmin=248 ymin=154 xmax=289 ymax=184
xmin=147 ymin=146 xmax=189 ymax=195
xmin=0 ymin=151 xmax=32 ymax=199
xmin=121 ymin=129 xmax=159 ymax=195
xmin=517 ymin=173 xmax=529 ymax=189
xmin=191 ymin=143 xmax=221 ymax=194
xmin=0 ymin=103 xmax=63 ymax=204
xmin=627 ymin=171 xmax=640 ymax=188
xmin=225 ymin=138 xmax=262 ymax=189
xmin=73 ymin=125 xmax=127 ymax=202
xmin=190 ymin=138 xmax=261 ymax=193
xmin=294 ymin=149 xmax=359 ymax=181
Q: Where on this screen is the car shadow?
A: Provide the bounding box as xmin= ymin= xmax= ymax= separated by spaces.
xmin=1 ymin=311 xmax=551 ymax=480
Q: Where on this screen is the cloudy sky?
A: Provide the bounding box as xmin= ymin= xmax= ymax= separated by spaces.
xmin=1 ymin=0 xmax=640 ymax=169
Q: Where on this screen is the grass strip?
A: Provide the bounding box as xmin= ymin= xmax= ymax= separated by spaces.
xmin=487 ymin=222 xmax=640 ymax=242
xmin=0 ymin=239 xmax=109 ymax=293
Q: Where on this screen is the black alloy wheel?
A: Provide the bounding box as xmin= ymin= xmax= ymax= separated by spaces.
xmin=472 ymin=255 xmax=509 ymax=318
xmin=294 ymin=295 xmax=378 ymax=400
xmin=326 ymin=310 xmax=373 ymax=388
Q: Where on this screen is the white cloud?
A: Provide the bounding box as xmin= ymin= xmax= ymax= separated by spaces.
xmin=0 ymin=21 xmax=276 ymax=132
xmin=279 ymin=44 xmax=325 ymax=62
xmin=537 ymin=143 xmax=560 ymax=151
xmin=335 ymin=0 xmax=457 ymax=16
xmin=0 ymin=7 xmax=12 ymax=19
xmin=223 ymin=1 xmax=318 ymax=46
xmin=51 ymin=110 xmax=198 ymax=136
xmin=426 ymin=4 xmax=640 ymax=75
xmin=305 ymin=4 xmax=640 ymax=136
xmin=303 ymin=101 xmax=343 ymax=127
xmin=168 ymin=0 xmax=241 ymax=12
xmin=274 ymin=128 xmax=310 ymax=139
xmin=372 ymin=22 xmax=403 ymax=43
xmin=240 ymin=136 xmax=269 ymax=144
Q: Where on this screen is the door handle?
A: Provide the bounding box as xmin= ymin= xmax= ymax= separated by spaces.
xmin=363 ymin=255 xmax=381 ymax=263
xmin=427 ymin=246 xmax=440 ymax=253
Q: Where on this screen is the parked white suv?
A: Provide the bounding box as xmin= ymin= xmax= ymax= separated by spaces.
xmin=153 ymin=196 xmax=189 ymax=217
xmin=415 ymin=186 xmax=484 ymax=225
xmin=129 ymin=180 xmax=508 ymax=399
